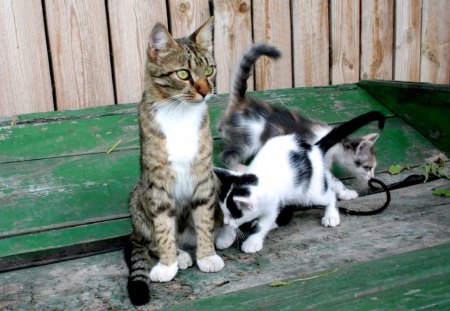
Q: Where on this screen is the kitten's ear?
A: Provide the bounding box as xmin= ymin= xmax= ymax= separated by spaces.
xmin=362 ymin=133 xmax=379 ymax=144
xmin=190 ymin=17 xmax=214 ymax=52
xmin=233 ymin=196 xmax=254 ymax=210
xmin=148 ymin=22 xmax=178 ymax=60
xmin=355 ymin=141 xmax=373 ymax=162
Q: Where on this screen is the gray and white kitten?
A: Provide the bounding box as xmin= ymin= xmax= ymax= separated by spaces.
xmin=218 ymin=43 xmax=380 ymax=200
xmin=214 ymin=111 xmax=385 ymax=253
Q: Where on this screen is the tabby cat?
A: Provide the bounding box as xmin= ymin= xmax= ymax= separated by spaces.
xmin=215 ymin=111 xmax=385 ymax=253
xmin=126 ymin=18 xmax=224 ymax=306
xmin=218 ymin=44 xmax=380 ymax=200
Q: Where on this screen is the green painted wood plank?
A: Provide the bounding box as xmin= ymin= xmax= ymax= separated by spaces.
xmin=359 ymin=80 xmax=450 ymax=156
xmin=165 ymin=243 xmax=450 ymax=311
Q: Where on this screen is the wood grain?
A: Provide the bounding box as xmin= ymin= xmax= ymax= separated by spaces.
xmin=420 ymin=0 xmax=450 ymax=84
xmin=45 ymin=0 xmax=115 ymax=110
xmin=292 ymin=0 xmax=329 ymax=87
xmin=394 ymin=0 xmax=422 ymax=81
xmin=360 ymin=0 xmax=394 ymax=80
xmin=168 ymin=0 xmax=210 ymax=37
xmin=252 ymin=0 xmax=292 ymax=90
xmin=330 ymin=0 xmax=360 ymax=84
xmin=108 ymin=0 xmax=167 ymax=105
xmin=213 ymin=0 xmax=253 ymax=94
xmin=0 ymin=0 xmax=53 ymax=118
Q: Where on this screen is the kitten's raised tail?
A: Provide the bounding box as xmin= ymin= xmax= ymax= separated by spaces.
xmin=316 ymin=111 xmax=385 ymax=153
xmin=231 ymin=44 xmax=281 ymax=102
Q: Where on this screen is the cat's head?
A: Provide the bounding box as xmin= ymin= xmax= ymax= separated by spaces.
xmin=341 ymin=133 xmax=379 ymax=181
xmin=146 ymin=17 xmax=216 ymax=103
xmin=214 ymin=167 xmax=260 ymax=228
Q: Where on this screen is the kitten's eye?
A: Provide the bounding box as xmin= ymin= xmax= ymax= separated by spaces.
xmin=176 ymin=69 xmax=190 ymax=80
xmin=363 ymin=165 xmax=372 ymax=171
xmin=205 ymin=66 xmax=214 ymax=76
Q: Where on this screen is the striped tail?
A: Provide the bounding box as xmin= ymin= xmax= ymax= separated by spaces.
xmin=230 ymin=43 xmax=281 ymax=102
xmin=125 ymin=237 xmax=152 ymax=305
xmin=316 ymin=111 xmax=385 ymax=153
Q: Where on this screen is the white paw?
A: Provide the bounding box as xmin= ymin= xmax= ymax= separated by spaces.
xmin=149 ymin=262 xmax=178 ymax=282
xmin=321 ymin=215 xmax=340 ymax=227
xmin=177 ymin=250 xmax=193 ymax=270
xmin=197 ymin=254 xmax=224 ymax=273
xmin=337 ymin=189 xmax=358 ymax=200
xmin=215 ymin=227 xmax=236 ymax=250
xmin=241 ymin=236 xmax=263 ymax=253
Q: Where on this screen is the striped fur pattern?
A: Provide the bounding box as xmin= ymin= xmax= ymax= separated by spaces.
xmin=126 ymin=18 xmax=224 ymax=306
xmin=215 ymin=112 xmax=385 ymax=253
xmin=218 ymin=44 xmax=381 ymax=199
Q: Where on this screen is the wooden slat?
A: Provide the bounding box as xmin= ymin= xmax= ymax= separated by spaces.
xmin=292 ymin=0 xmax=330 ymax=87
xmin=330 ymin=0 xmax=360 ymax=84
xmin=252 ymin=0 xmax=292 ymax=90
xmin=107 ymin=0 xmax=167 ymax=105
xmin=420 ymin=0 xmax=450 ymax=84
xmin=0 ymin=0 xmax=53 ymax=118
xmin=360 ymin=0 xmax=394 ymax=80
xmin=45 ymin=0 xmax=115 ymax=110
xmin=394 ymin=0 xmax=422 ymax=81
xmin=168 ymin=0 xmax=210 ymax=37
xmin=213 ymin=0 xmax=253 ymax=94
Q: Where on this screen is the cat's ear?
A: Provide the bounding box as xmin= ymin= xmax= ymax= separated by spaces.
xmin=362 ymin=133 xmax=379 ymax=144
xmin=233 ymin=196 xmax=255 ymax=210
xmin=148 ymin=22 xmax=178 ymax=60
xmin=355 ymin=141 xmax=373 ymax=162
xmin=190 ymin=17 xmax=214 ymax=52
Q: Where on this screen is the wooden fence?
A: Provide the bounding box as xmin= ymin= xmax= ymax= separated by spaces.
xmin=0 ymin=0 xmax=449 ymax=118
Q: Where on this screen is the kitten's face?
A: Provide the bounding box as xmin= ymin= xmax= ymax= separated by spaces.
xmin=343 ymin=133 xmax=379 ymax=181
xmin=147 ymin=18 xmax=216 ymax=103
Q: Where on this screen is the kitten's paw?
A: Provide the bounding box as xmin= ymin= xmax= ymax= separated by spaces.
xmin=149 ymin=262 xmax=178 ymax=282
xmin=177 ymin=250 xmax=193 ymax=270
xmin=321 ymin=215 xmax=340 ymax=227
xmin=197 ymin=254 xmax=224 ymax=273
xmin=337 ymin=189 xmax=358 ymax=200
xmin=241 ymin=237 xmax=263 ymax=253
xmin=215 ymin=227 xmax=236 ymax=250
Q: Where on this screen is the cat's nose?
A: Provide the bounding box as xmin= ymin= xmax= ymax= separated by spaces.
xmin=195 ymin=81 xmax=210 ymax=98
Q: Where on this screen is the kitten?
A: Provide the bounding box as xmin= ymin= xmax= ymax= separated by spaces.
xmin=218 ymin=43 xmax=380 ymax=200
xmin=214 ymin=111 xmax=385 ymax=253
xmin=126 ymin=18 xmax=224 ymax=306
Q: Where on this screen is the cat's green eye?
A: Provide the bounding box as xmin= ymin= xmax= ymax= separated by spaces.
xmin=205 ymin=66 xmax=214 ymax=76
xmin=176 ymin=70 xmax=190 ymax=80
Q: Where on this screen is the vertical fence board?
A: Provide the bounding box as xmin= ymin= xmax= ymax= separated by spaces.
xmin=45 ymin=0 xmax=115 ymax=110
xmin=168 ymin=0 xmax=210 ymax=37
xmin=292 ymin=0 xmax=329 ymax=87
xmin=360 ymin=0 xmax=394 ymax=80
xmin=108 ymin=0 xmax=167 ymax=105
xmin=0 ymin=0 xmax=53 ymax=118
xmin=252 ymin=0 xmax=292 ymax=90
xmin=330 ymin=0 xmax=360 ymax=84
xmin=420 ymin=0 xmax=450 ymax=84
xmin=394 ymin=0 xmax=422 ymax=82
xmin=213 ymin=0 xmax=253 ymax=94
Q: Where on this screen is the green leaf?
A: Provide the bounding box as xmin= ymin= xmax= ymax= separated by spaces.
xmin=388 ymin=164 xmax=407 ymax=175
xmin=432 ymin=188 xmax=450 ymax=197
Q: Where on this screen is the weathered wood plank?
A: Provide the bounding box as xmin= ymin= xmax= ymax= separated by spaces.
xmin=420 ymin=0 xmax=450 ymax=84
xmin=45 ymin=0 xmax=115 ymax=110
xmin=252 ymin=0 xmax=292 ymax=90
xmin=213 ymin=0 xmax=253 ymax=93
xmin=394 ymin=0 xmax=422 ymax=82
xmin=360 ymin=0 xmax=394 ymax=80
xmin=292 ymin=0 xmax=330 ymax=87
xmin=107 ymin=0 xmax=167 ymax=105
xmin=168 ymin=0 xmax=210 ymax=37
xmin=330 ymin=0 xmax=360 ymax=84
xmin=0 ymin=0 xmax=53 ymax=118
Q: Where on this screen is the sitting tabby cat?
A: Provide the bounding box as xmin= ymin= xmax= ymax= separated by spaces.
xmin=126 ymin=18 xmax=224 ymax=306
xmin=218 ymin=44 xmax=380 ymax=200
xmin=214 ymin=111 xmax=385 ymax=253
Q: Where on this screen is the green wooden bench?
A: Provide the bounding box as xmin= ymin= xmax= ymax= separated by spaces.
xmin=0 ymin=80 xmax=449 ymax=309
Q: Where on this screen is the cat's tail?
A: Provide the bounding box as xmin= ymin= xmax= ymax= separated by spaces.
xmin=230 ymin=43 xmax=281 ymax=103
xmin=125 ymin=236 xmax=152 ymax=305
xmin=316 ymin=111 xmax=385 ymax=153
